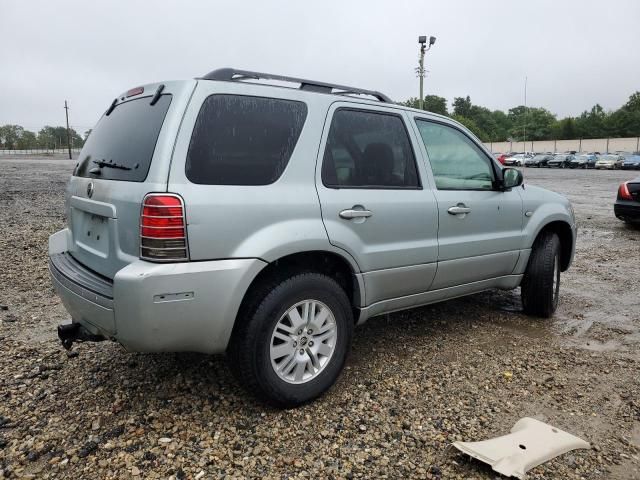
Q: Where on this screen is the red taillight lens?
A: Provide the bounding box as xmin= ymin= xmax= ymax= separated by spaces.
xmin=618 ymin=182 xmax=633 ymax=200
xmin=140 ymin=194 xmax=188 ymax=261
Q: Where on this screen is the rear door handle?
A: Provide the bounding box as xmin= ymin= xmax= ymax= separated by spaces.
xmin=339 ymin=208 xmax=373 ymax=219
xmin=448 ymin=204 xmax=471 ymax=215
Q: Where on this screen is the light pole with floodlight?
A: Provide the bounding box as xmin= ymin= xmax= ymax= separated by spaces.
xmin=417 ymin=35 xmax=436 ymax=110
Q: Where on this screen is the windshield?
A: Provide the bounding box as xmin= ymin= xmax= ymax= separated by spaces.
xmin=532 ymin=155 xmax=547 ymax=160
xmin=600 ymin=155 xmax=617 ymax=160
xmin=553 ymin=155 xmax=566 ymax=160
xmin=75 ymin=94 xmax=172 ymax=182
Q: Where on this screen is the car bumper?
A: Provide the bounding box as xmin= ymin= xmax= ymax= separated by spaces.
xmin=595 ymin=164 xmax=616 ymax=169
xmin=622 ymin=165 xmax=640 ymax=170
xmin=614 ymin=201 xmax=640 ymax=221
xmin=49 ymin=229 xmax=266 ymax=354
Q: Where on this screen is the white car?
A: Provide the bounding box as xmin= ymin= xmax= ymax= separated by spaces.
xmin=504 ymin=154 xmax=528 ymax=166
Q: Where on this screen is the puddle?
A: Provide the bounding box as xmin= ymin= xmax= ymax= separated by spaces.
xmin=578 ymin=339 xmax=624 ymax=352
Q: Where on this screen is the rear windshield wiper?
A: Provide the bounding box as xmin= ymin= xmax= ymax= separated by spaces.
xmin=92 ymin=159 xmax=131 ymax=171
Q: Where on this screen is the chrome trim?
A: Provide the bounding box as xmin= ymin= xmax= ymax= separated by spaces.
xmin=139 ymin=193 xmax=190 ymax=263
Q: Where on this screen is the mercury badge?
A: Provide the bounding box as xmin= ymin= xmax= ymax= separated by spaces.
xmin=87 ymin=181 xmax=94 ymax=198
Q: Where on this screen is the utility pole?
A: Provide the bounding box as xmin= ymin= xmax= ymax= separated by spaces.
xmin=416 ymin=36 xmax=436 ymax=110
xmin=64 ymin=100 xmax=72 ymax=160
xmin=523 ymin=76 xmax=527 ymax=152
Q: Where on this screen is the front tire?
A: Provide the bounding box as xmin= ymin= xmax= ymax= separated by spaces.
xmin=228 ymin=272 xmax=354 ymax=407
xmin=521 ymin=232 xmax=561 ymax=318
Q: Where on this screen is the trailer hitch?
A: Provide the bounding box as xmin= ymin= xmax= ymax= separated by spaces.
xmin=57 ymin=323 xmax=105 ymax=350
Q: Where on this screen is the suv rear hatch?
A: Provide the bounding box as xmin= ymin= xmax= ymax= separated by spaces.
xmin=66 ymin=80 xmax=195 ymax=278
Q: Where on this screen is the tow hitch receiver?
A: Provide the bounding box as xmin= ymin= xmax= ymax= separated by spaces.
xmin=57 ymin=322 xmax=105 ymax=350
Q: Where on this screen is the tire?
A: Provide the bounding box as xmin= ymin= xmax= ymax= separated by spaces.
xmin=228 ymin=272 xmax=354 ymax=407
xmin=521 ymin=232 xmax=561 ymax=318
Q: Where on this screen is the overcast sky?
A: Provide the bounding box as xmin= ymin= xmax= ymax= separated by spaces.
xmin=1 ymin=0 xmax=639 ymax=133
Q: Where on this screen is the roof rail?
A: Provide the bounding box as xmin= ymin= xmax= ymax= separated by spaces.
xmin=200 ymin=67 xmax=392 ymax=103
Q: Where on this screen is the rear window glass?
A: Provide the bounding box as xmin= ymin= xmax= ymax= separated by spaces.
xmin=185 ymin=95 xmax=307 ymax=185
xmin=74 ymin=94 xmax=172 ymax=182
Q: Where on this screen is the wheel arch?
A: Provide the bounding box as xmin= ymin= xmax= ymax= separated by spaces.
xmin=231 ymin=250 xmax=364 ymax=342
xmin=533 ymin=220 xmax=574 ymax=271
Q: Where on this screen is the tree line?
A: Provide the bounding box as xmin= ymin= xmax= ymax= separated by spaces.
xmin=0 ymin=125 xmax=88 ymax=150
xmin=3 ymin=91 xmax=640 ymax=148
xmin=402 ymin=91 xmax=640 ymax=143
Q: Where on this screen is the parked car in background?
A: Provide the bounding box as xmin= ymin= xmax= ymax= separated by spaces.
xmin=504 ymin=153 xmax=529 ymax=166
xmin=47 ymin=67 xmax=577 ymax=406
xmin=595 ymin=154 xmax=624 ymax=170
xmin=570 ymin=154 xmax=598 ymax=169
xmin=621 ymin=155 xmax=640 ymax=170
xmin=494 ymin=153 xmax=507 ymax=165
xmin=614 ymin=177 xmax=640 ymax=223
xmin=525 ymin=154 xmax=553 ymax=168
xmin=547 ymin=154 xmax=575 ymax=168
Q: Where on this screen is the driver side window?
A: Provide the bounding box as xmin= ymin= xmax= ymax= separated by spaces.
xmin=415 ymin=120 xmax=495 ymax=190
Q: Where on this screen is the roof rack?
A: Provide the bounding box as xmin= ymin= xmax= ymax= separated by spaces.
xmin=200 ymin=67 xmax=392 ymax=103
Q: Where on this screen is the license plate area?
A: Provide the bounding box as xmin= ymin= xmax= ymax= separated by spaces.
xmin=72 ymin=210 xmax=110 ymax=258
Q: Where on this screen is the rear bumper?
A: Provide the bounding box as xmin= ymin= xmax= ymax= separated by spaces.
xmin=614 ymin=201 xmax=640 ymax=221
xmin=49 ymin=229 xmax=266 ymax=354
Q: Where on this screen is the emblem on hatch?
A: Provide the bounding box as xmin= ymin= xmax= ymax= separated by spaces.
xmin=87 ymin=182 xmax=94 ymax=198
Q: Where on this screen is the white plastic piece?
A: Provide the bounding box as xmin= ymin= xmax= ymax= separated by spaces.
xmin=452 ymin=417 xmax=590 ymax=479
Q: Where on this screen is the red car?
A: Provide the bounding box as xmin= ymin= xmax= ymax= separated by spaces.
xmin=494 ymin=153 xmax=507 ymax=165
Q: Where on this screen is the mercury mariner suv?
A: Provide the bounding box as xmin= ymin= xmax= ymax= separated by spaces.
xmin=49 ymin=68 xmax=576 ymax=407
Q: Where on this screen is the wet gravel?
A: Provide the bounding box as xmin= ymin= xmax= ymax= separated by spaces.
xmin=0 ymin=159 xmax=639 ymax=479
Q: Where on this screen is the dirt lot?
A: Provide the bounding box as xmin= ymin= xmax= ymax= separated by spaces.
xmin=1 ymin=159 xmax=638 ymax=479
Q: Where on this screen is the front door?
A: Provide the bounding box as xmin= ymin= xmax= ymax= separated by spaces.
xmin=411 ymin=118 xmax=523 ymax=289
xmin=316 ymin=104 xmax=439 ymax=305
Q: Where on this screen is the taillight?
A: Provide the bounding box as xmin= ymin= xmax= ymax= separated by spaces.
xmin=140 ymin=194 xmax=188 ymax=262
xmin=618 ymin=182 xmax=633 ymax=200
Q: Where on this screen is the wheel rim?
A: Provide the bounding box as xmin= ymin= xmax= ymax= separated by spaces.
xmin=269 ymin=300 xmax=337 ymax=384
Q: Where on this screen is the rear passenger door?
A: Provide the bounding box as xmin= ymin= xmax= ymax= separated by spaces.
xmin=411 ymin=118 xmax=523 ymax=289
xmin=316 ymin=104 xmax=439 ymax=306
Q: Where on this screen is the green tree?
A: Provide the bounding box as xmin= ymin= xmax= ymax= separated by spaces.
xmin=402 ymin=95 xmax=448 ymax=115
xmin=16 ymin=130 xmax=37 ymax=149
xmin=452 ymin=96 xmax=473 ymax=118
xmin=37 ymin=126 xmax=83 ymax=149
xmin=451 ymin=114 xmax=488 ymax=140
xmin=606 ymin=92 xmax=640 ymax=137
xmin=508 ymin=106 xmax=556 ymax=141
xmin=0 ymin=125 xmax=24 ymax=149
xmin=552 ymin=118 xmax=578 ymax=140
xmin=575 ymin=104 xmax=608 ymax=139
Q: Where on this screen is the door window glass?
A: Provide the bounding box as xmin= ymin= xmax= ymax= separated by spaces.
xmin=322 ymin=109 xmax=420 ymax=189
xmin=415 ymin=120 xmax=495 ymax=190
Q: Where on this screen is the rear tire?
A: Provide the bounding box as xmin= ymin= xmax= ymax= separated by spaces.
xmin=228 ymin=272 xmax=353 ymax=407
xmin=521 ymin=232 xmax=561 ymax=318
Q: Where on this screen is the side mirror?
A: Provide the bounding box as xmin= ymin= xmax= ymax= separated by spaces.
xmin=502 ymin=167 xmax=523 ymax=189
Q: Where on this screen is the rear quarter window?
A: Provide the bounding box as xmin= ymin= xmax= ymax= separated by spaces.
xmin=74 ymin=94 xmax=172 ymax=182
xmin=185 ymin=95 xmax=307 ymax=186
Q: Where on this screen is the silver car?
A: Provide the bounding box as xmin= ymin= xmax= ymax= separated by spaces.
xmin=595 ymin=154 xmax=624 ymax=169
xmin=49 ymin=68 xmax=576 ymax=406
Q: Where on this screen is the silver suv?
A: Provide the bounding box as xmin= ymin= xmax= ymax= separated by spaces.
xmin=49 ymin=68 xmax=576 ymax=406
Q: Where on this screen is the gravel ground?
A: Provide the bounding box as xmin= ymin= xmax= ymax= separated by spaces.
xmin=1 ymin=159 xmax=639 ymax=479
